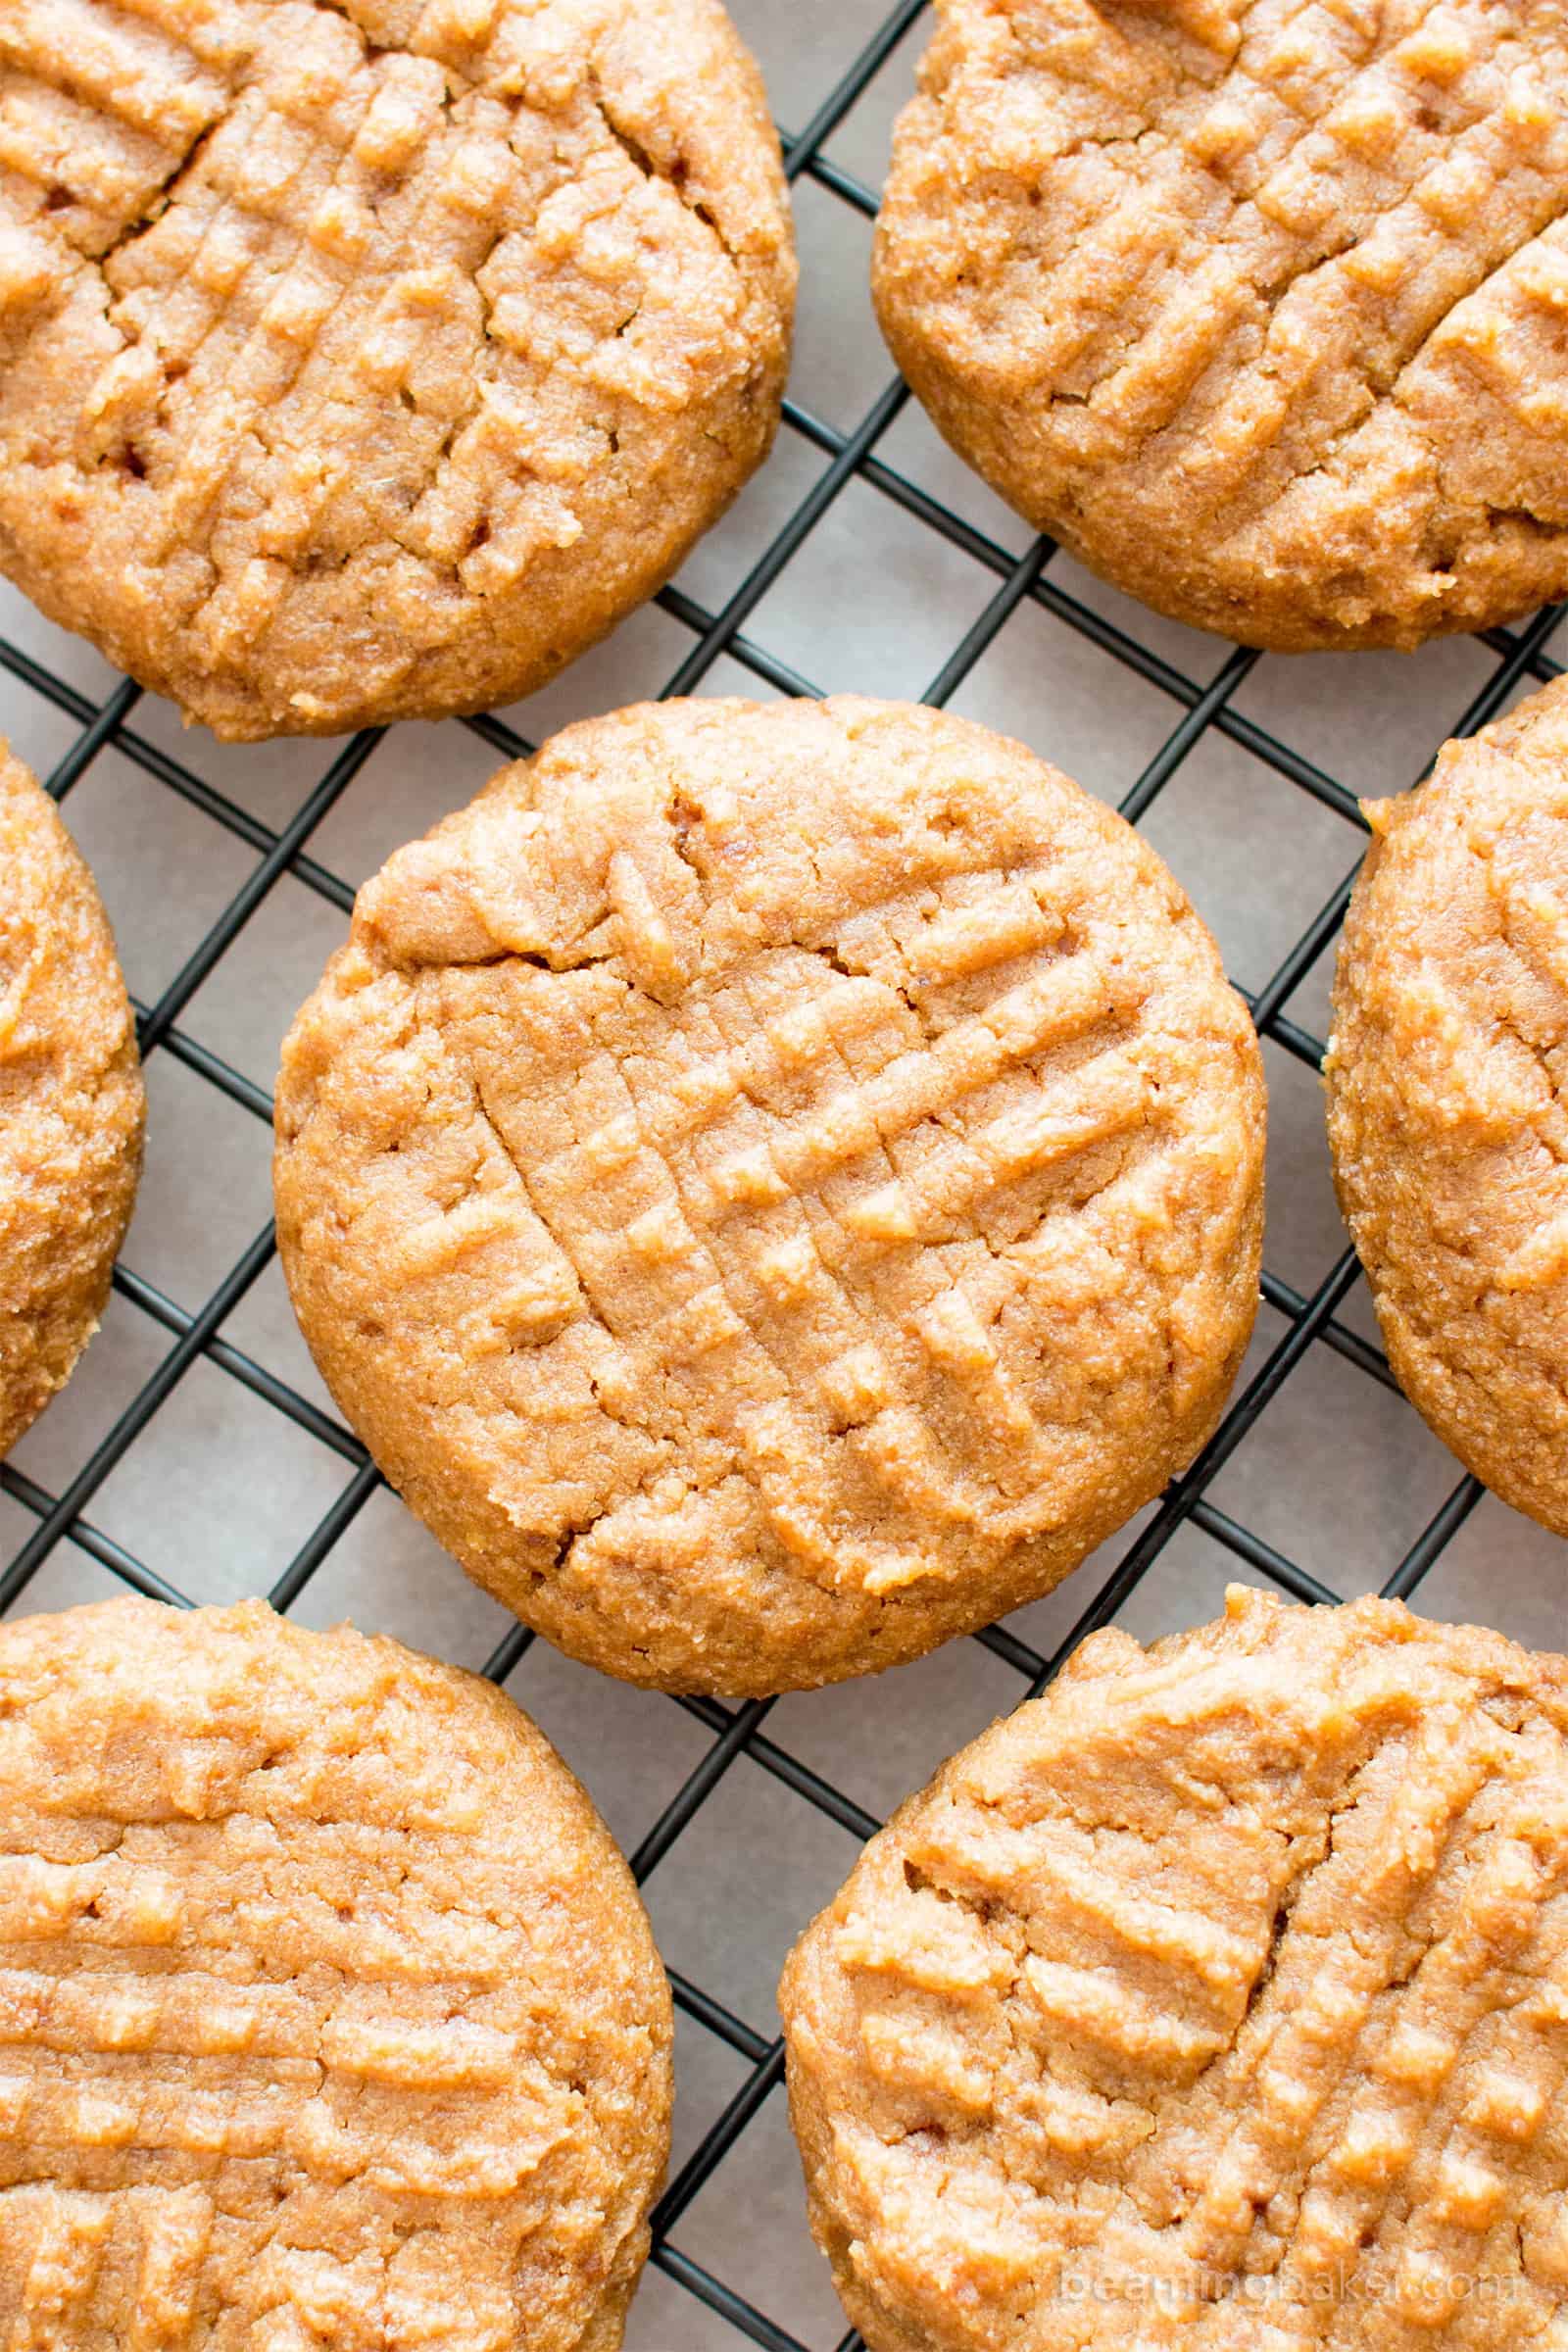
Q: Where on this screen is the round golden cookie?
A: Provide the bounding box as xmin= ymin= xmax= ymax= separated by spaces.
xmin=874 ymin=0 xmax=1568 ymax=652
xmin=0 ymin=1596 xmax=672 ymax=2351
xmin=274 ymin=696 xmax=1264 ymax=1695
xmin=1 ymin=743 xmax=143 ymax=1458
xmin=0 ymin=1 xmax=794 ymax=741
xmin=1328 ymin=677 xmax=1568 ymax=1534
xmin=781 ymin=1585 xmax=1568 ymax=2352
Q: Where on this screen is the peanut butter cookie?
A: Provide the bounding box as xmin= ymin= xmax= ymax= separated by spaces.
xmin=875 ymin=0 xmax=1568 ymax=652
xmin=1328 ymin=675 xmax=1568 ymax=1534
xmin=0 ymin=0 xmax=794 ymax=739
xmin=781 ymin=1585 xmax=1568 ymax=2352
xmin=0 ymin=1595 xmax=672 ymax=2350
xmin=1 ymin=743 xmax=142 ymax=1457
xmin=274 ymin=697 xmax=1264 ymax=1694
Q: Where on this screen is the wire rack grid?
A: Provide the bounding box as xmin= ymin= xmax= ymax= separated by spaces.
xmin=2 ymin=1 xmax=1567 ymax=2344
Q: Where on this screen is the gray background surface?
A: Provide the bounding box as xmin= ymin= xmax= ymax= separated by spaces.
xmin=1 ymin=1 xmax=1565 ymax=2342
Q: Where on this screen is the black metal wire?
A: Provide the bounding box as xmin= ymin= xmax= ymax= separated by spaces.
xmin=0 ymin=3 xmax=1559 ymax=2340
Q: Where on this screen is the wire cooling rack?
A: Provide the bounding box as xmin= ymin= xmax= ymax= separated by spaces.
xmin=3 ymin=1 xmax=1567 ymax=2343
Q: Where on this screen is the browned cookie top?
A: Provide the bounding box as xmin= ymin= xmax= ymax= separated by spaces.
xmin=0 ymin=742 xmax=142 ymax=1457
xmin=875 ymin=0 xmax=1568 ymax=652
xmin=0 ymin=1597 xmax=672 ymax=2352
xmin=781 ymin=1587 xmax=1568 ymax=2352
xmin=274 ymin=697 xmax=1263 ymax=1695
xmin=1328 ymin=674 xmax=1568 ymax=1534
xmin=0 ymin=0 xmax=794 ymax=739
